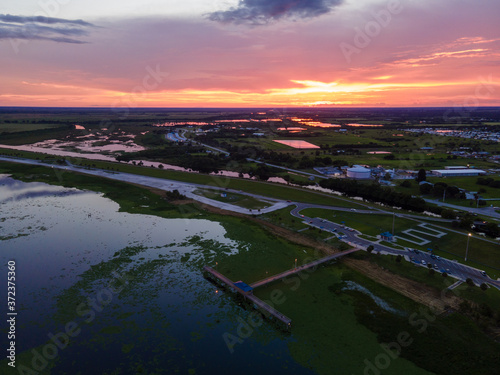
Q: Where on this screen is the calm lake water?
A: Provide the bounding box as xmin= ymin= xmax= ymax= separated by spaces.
xmin=0 ymin=175 xmax=315 ymax=374
xmin=0 ymin=174 xmax=436 ymax=375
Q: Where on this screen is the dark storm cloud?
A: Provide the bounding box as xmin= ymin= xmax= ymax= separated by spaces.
xmin=207 ymin=0 xmax=344 ymax=24
xmin=0 ymin=14 xmax=94 ymax=44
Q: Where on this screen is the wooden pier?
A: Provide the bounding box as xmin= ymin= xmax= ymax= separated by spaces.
xmin=203 ymin=248 xmax=359 ymax=329
xmin=203 ymin=266 xmax=292 ymax=328
xmin=250 ymin=248 xmax=359 ymax=289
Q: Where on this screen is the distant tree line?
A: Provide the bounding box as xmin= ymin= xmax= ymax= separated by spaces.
xmin=419 ymin=182 xmax=465 ymax=199
xmin=116 ymin=144 xmax=205 ymax=162
xmin=477 ymin=177 xmax=500 ymax=189
xmin=319 ymin=179 xmax=427 ymax=212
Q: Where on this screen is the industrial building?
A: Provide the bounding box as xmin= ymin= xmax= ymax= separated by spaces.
xmin=314 ymin=167 xmax=343 ymax=177
xmin=431 ymin=169 xmax=486 ymax=177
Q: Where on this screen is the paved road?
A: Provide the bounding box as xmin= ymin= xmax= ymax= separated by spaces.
xmin=424 ymin=198 xmax=500 ymax=220
xmin=166 ymin=131 xmax=230 ymax=155
xmin=3 ymin=155 xmax=499 ymax=290
xmin=290 ymin=205 xmax=500 ymax=290
xmin=0 ymin=156 xmax=290 ymax=215
xmin=246 ymin=158 xmax=325 ymax=179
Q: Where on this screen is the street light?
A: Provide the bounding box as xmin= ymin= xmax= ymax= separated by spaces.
xmin=465 ymin=233 xmax=472 ymax=261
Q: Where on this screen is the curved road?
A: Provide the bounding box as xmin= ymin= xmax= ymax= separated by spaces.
xmin=290 ymin=204 xmax=500 ymax=290
xmin=2 ymin=155 xmax=499 ymax=290
xmin=0 ymin=156 xmax=290 ymax=215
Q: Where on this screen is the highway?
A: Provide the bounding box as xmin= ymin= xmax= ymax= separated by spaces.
xmin=424 ymin=198 xmax=500 ymax=220
xmin=166 ymin=131 xmax=230 ymax=155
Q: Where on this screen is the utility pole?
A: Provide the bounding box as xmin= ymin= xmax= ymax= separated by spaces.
xmin=465 ymin=233 xmax=472 ymax=261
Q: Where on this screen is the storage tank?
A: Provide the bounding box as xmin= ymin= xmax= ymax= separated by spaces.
xmin=346 ymin=167 xmax=371 ymax=179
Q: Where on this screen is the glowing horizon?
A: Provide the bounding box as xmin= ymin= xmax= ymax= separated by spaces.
xmin=1 ymin=0 xmax=499 ymax=108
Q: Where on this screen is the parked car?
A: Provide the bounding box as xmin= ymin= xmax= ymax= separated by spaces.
xmin=481 ymin=271 xmax=487 ymax=277
xmin=421 ymin=260 xmax=427 ymax=266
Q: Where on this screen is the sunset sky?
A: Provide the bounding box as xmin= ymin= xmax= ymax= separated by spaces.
xmin=1 ymin=0 xmax=499 ymax=108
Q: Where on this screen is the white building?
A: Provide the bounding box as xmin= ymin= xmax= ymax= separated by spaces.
xmin=347 ymin=167 xmax=371 ymax=179
xmin=431 ymin=169 xmax=486 ymax=177
xmin=444 ymin=166 xmax=468 ymax=170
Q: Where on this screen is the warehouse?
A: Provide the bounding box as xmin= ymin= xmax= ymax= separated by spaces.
xmin=431 ymin=169 xmax=486 ymax=177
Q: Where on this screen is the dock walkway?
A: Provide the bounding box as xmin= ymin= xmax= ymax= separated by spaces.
xmin=250 ymin=248 xmax=359 ymax=289
xmin=203 ymin=266 xmax=292 ymax=327
xmin=203 ymin=248 xmax=360 ymax=329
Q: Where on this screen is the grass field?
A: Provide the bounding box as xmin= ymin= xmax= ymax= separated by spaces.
xmin=299 ymin=208 xmax=500 ymax=276
xmin=193 ymin=188 xmax=271 ymax=209
xmin=0 ymin=123 xmax=66 ymax=133
xmin=261 ymin=207 xmax=309 ymax=231
xmin=361 ymin=250 xmax=500 ymax=330
xmin=364 ymin=252 xmax=455 ymax=290
xmin=0 ymin=126 xmax=75 ymax=145
xmin=300 ymin=209 xmax=415 ymax=236
xmin=453 ymin=282 xmax=500 ymax=310
xmin=395 ymin=175 xmax=500 ymax=201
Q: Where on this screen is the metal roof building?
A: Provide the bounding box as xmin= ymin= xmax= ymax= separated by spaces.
xmin=431 ymin=169 xmax=486 ymax=177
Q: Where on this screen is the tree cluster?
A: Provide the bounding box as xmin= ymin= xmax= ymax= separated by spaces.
xmin=319 ymin=179 xmax=426 ymax=212
xmin=477 ymin=177 xmax=500 ymax=189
